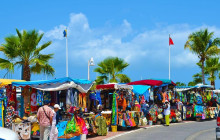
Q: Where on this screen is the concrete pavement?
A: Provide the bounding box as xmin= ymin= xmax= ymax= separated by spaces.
xmin=109 ymin=120 xmax=216 ymax=140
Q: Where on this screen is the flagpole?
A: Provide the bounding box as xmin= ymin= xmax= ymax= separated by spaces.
xmin=66 ymin=34 xmax=68 ymax=77
xmin=169 ymin=34 xmax=170 ymax=80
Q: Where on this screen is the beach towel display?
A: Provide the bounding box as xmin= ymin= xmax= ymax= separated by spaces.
xmin=0 ymin=100 xmax=4 ymax=127
xmin=194 ymin=105 xmax=203 ymax=118
xmin=43 ymin=91 xmax=51 ymax=103
xmin=36 ymin=90 xmax=43 ymax=106
xmin=30 ymin=89 xmax=37 ymax=112
xmin=111 ymin=92 xmax=118 ymax=126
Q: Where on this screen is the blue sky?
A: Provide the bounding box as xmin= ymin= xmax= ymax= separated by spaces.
xmin=0 ymin=0 xmax=220 ymax=88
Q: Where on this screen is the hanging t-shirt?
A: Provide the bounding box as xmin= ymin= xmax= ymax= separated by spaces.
xmin=162 ymin=92 xmax=167 ymax=103
xmin=149 ymin=89 xmax=154 ymax=101
xmin=30 ymin=89 xmax=37 ymax=112
xmin=44 ymin=92 xmax=51 ymax=103
xmin=96 ymin=91 xmax=102 ymax=105
xmin=36 ymin=90 xmax=43 ymax=106
xmin=66 ymin=89 xmax=71 ymax=105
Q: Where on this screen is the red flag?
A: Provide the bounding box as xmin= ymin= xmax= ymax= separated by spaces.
xmin=169 ymin=37 xmax=174 ymax=46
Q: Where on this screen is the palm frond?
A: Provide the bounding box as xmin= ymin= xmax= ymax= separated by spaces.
xmin=116 ymin=73 xmax=131 ymax=83
xmin=0 ymin=58 xmax=14 ymax=72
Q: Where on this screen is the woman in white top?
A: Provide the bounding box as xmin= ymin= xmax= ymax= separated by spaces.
xmin=163 ymin=100 xmax=170 ymax=126
xmin=50 ymin=104 xmax=61 ymax=140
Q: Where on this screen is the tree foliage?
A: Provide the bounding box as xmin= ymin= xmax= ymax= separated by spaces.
xmin=94 ymin=57 xmax=131 ymax=84
xmin=0 ymin=29 xmax=54 ymax=81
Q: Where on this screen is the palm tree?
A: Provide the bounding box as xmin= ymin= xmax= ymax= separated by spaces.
xmin=184 ymin=28 xmax=220 ymax=84
xmin=204 ymin=57 xmax=220 ymax=89
xmin=176 ymin=82 xmax=186 ymax=86
xmin=188 ymin=81 xmax=196 ymax=86
xmin=94 ymin=57 xmax=131 ymax=84
xmin=0 ymin=29 xmax=55 ymax=105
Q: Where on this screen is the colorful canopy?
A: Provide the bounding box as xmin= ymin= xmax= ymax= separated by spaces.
xmin=127 ymin=80 xmax=163 ymax=86
xmin=96 ymin=84 xmax=115 ymax=90
xmin=96 ymin=83 xmax=133 ymax=90
xmin=0 ymin=79 xmax=25 ymax=88
xmin=12 ymin=77 xmax=93 ymax=93
xmin=149 ymin=78 xmax=176 ymax=86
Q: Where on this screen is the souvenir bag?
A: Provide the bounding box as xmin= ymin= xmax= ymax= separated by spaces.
xmin=74 ymin=117 xmax=83 ymax=136
xmin=80 ymin=118 xmax=88 ymax=135
xmin=57 ymin=121 xmax=68 ymax=137
xmin=65 ymin=116 xmax=76 ymax=134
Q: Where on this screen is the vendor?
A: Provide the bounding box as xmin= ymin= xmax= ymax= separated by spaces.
xmin=163 ymin=100 xmax=170 ymax=126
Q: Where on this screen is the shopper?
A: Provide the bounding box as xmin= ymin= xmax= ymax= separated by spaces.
xmin=50 ymin=104 xmax=61 ymax=140
xmin=37 ymin=101 xmax=53 ymax=140
xmin=163 ymin=100 xmax=170 ymax=126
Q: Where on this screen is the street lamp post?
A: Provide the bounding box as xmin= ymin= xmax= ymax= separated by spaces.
xmin=88 ymin=57 xmax=95 ymax=80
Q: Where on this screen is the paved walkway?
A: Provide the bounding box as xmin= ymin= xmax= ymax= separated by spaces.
xmin=87 ymin=121 xmax=194 ymax=140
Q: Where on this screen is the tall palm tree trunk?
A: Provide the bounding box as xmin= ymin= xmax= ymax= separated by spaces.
xmin=22 ymin=63 xmax=31 ymax=108
xmin=211 ymin=80 xmax=215 ymax=89
xmin=201 ymin=61 xmax=205 ymax=85
xmin=210 ymin=73 xmax=215 ymax=89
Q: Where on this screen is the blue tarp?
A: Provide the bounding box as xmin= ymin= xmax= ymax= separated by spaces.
xmin=12 ymin=77 xmax=92 ymax=86
xmin=133 ymin=85 xmax=151 ymax=95
xmin=132 ymin=85 xmax=151 ymax=101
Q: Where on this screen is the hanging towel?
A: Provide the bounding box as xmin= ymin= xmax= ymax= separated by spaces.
xmin=96 ymin=91 xmax=102 ymax=105
xmin=66 ymin=89 xmax=71 ymax=105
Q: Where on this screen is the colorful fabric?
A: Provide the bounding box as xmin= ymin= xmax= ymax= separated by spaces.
xmin=31 ymin=89 xmax=37 ymax=112
xmin=0 ymin=100 xmax=4 ymax=127
xmin=112 ymin=92 xmax=117 ymax=125
xmin=96 ymin=91 xmax=102 ymax=105
xmin=5 ymin=106 xmax=15 ymax=128
xmin=162 ymin=92 xmax=166 ymax=103
xmin=56 ymin=121 xmax=68 ymax=137
xmin=95 ymin=116 xmax=107 ymax=136
xmin=65 ymin=116 xmax=77 ymax=134
xmin=44 ymin=92 xmax=51 ymax=104
xmin=195 ymin=94 xmax=203 ymax=105
xmin=36 ymin=90 xmax=43 ymax=106
xmin=194 ymin=105 xmax=203 ymax=118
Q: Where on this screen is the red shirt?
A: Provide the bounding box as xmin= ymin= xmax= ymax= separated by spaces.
xmin=37 ymin=105 xmax=53 ymax=126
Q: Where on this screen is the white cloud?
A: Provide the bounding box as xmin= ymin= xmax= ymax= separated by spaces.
xmin=42 ymin=13 xmax=220 ymax=69
xmin=45 ymin=25 xmax=66 ymax=40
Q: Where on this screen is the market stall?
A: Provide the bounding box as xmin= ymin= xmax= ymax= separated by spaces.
xmin=12 ymin=77 xmax=94 ymax=139
xmin=92 ymin=83 xmax=139 ymax=133
xmin=175 ymin=84 xmax=216 ymax=121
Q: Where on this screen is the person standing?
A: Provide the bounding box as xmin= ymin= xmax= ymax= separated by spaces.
xmin=163 ymin=100 xmax=170 ymax=126
xmin=37 ymin=101 xmax=53 ymax=140
xmin=50 ymin=104 xmax=61 ymax=140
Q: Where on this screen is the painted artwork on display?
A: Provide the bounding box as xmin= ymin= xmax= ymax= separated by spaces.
xmin=12 ymin=122 xmax=31 ymax=140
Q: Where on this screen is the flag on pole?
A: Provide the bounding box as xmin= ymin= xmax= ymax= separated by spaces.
xmin=63 ymin=29 xmax=67 ymax=37
xmin=169 ymin=37 xmax=174 ymax=46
